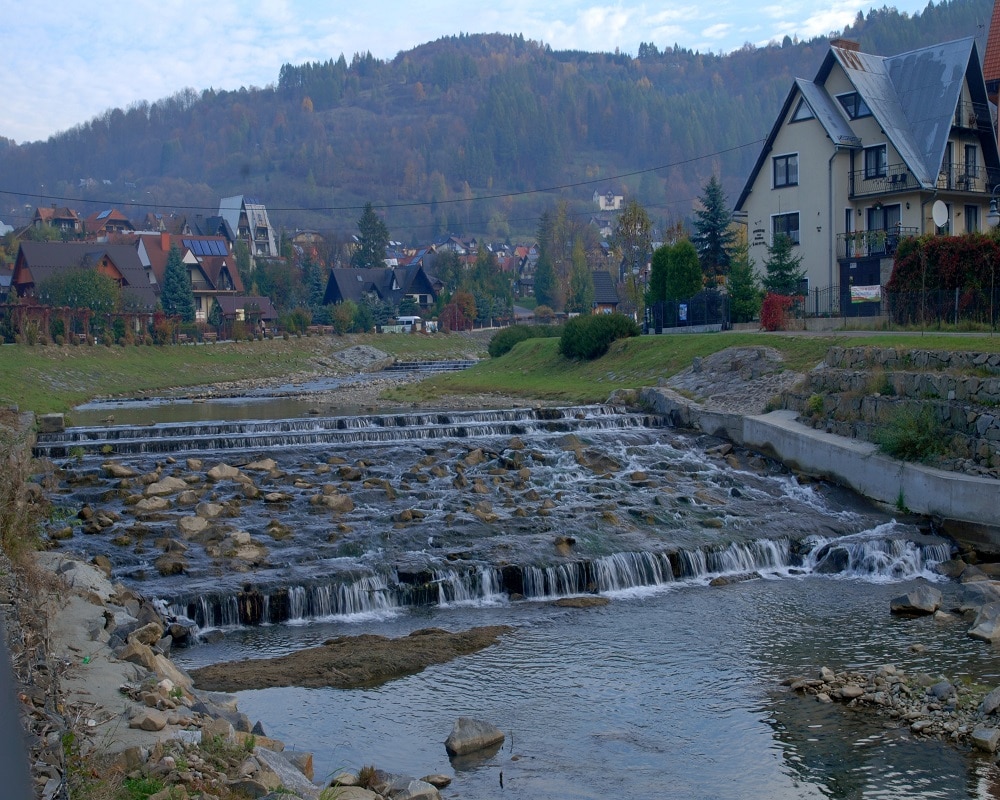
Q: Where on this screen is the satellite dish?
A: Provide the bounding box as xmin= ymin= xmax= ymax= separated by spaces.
xmin=932 ymin=200 xmax=948 ymax=227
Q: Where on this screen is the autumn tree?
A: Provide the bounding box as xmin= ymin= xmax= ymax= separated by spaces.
xmin=351 ymin=202 xmax=390 ymax=269
xmin=691 ymin=175 xmax=737 ymax=279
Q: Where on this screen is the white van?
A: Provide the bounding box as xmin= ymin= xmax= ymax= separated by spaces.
xmin=396 ymin=315 xmax=422 ymax=332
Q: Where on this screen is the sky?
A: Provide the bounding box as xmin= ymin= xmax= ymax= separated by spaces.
xmin=1 ymin=0 xmax=946 ymax=144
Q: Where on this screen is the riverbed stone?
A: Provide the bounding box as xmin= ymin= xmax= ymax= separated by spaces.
xmin=972 ymin=727 xmax=1000 ymax=752
xmin=890 ymin=585 xmax=943 ymax=616
xmin=444 ymin=717 xmax=505 ymax=756
xmin=978 ymin=686 xmax=1000 ymax=715
xmin=103 ymin=461 xmax=137 ymax=478
xmin=146 ymin=476 xmax=189 ymax=496
xmin=207 ymin=463 xmax=241 ymax=481
xmin=968 ymin=603 xmax=1000 ymax=641
xmin=178 ymin=516 xmax=209 ymax=536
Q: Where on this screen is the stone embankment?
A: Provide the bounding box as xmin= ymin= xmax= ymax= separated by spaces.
xmin=640 ymin=345 xmax=1000 ymax=547
xmin=6 ymin=551 xmax=468 ymax=799
xmin=783 ymin=346 xmax=1000 ymax=478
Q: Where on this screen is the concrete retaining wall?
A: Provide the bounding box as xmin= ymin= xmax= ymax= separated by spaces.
xmin=640 ymin=387 xmax=1000 ymax=550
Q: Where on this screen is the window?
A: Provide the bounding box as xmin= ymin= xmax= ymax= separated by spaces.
xmin=837 ymin=92 xmax=871 ymax=119
xmin=772 ymin=212 xmax=800 ymax=245
xmin=791 ymin=98 xmax=814 ymax=122
xmin=965 ymin=205 xmax=980 ymax=233
xmin=864 ymin=145 xmax=887 ymax=179
xmin=965 ymin=144 xmax=978 ymax=179
xmin=773 ymin=153 xmax=798 ymax=187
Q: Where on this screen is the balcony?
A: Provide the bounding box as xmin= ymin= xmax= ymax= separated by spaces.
xmin=953 ymin=100 xmax=992 ymax=132
xmin=836 ymin=226 xmax=918 ymax=260
xmin=849 ymin=163 xmax=914 ymax=198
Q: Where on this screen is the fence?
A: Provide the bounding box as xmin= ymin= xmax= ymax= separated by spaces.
xmin=648 ymin=291 xmax=730 ymax=331
xmin=883 ymin=287 xmax=1000 ymax=328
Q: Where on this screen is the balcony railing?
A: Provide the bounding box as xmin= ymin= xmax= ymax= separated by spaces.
xmin=850 ymin=163 xmax=915 ymax=198
xmin=836 ymin=226 xmax=918 ymax=260
xmin=953 ymin=100 xmax=992 ymax=132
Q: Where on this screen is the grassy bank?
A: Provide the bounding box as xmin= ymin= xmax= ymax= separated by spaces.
xmin=389 ymin=331 xmax=1000 ymax=405
xmin=3 ymin=329 xmax=999 ymax=414
xmin=0 ymin=332 xmax=491 ymax=414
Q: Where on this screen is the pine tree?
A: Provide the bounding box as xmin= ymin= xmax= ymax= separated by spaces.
xmin=351 ymin=202 xmax=390 ymax=269
xmin=727 ymin=240 xmax=762 ymax=323
xmin=762 ymin=234 xmax=806 ymax=296
xmin=533 ymin=253 xmax=559 ymax=310
xmin=160 ymin=245 xmax=195 ymax=322
xmin=691 ymin=175 xmax=737 ymax=279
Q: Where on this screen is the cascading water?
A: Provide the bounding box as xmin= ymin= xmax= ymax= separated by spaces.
xmin=43 ymin=403 xmax=953 ymax=635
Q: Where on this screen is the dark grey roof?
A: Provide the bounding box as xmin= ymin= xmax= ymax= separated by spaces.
xmin=823 ymin=37 xmax=986 ymax=188
xmin=592 ymin=271 xmax=619 ymax=305
xmin=795 ymin=79 xmax=860 ymax=147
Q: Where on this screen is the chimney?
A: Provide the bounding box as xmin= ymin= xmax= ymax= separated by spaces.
xmin=830 ymin=38 xmax=860 ymax=52
xmin=161 ymin=231 xmax=170 ymax=253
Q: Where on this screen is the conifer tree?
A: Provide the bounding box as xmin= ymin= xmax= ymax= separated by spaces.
xmin=160 ymin=245 xmax=195 ymax=322
xmin=762 ymin=234 xmax=806 ymax=296
xmin=691 ymin=175 xmax=737 ymax=279
xmin=351 ymin=202 xmax=390 ymax=269
xmin=727 ymin=240 xmax=762 ymax=322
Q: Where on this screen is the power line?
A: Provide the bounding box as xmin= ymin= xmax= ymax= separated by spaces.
xmin=0 ymin=138 xmax=763 ymax=217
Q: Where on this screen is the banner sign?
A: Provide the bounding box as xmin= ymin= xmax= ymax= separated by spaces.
xmin=850 ymin=285 xmax=881 ymax=303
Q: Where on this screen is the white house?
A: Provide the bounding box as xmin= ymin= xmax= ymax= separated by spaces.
xmin=735 ymin=37 xmax=1000 ymax=312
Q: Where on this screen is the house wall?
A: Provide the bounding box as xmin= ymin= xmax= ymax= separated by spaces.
xmin=745 ymin=58 xmax=994 ymax=295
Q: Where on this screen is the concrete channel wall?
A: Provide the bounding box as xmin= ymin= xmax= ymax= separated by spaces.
xmin=640 ymin=387 xmax=1000 ymax=551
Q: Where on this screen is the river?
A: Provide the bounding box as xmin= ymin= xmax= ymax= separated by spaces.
xmin=38 ymin=394 xmax=1000 ymax=798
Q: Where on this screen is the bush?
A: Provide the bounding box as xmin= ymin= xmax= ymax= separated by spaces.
xmin=488 ymin=325 xmax=561 ymax=358
xmin=559 ymin=313 xmax=640 ymax=360
xmin=872 ymin=405 xmax=946 ymax=462
xmin=760 ymin=293 xmax=795 ymax=331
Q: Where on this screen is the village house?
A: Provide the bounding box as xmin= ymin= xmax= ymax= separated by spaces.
xmin=735 ymin=36 xmax=1000 ymax=313
xmin=219 ymin=195 xmax=279 ymax=258
xmin=136 ymin=232 xmax=244 ymax=323
xmin=322 ymin=264 xmax=441 ymax=310
xmin=12 ymin=241 xmax=158 ymax=310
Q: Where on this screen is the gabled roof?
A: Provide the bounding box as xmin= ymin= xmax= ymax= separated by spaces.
xmin=986 ymin=1 xmax=1000 ymax=99
xmin=215 ymin=295 xmax=278 ymax=321
xmin=135 ymin=233 xmax=243 ymax=293
xmin=592 ymin=270 xmax=619 ymax=306
xmin=84 ymin=208 xmax=134 ymax=234
xmin=323 ymin=265 xmax=440 ymax=306
xmin=736 ymin=37 xmax=993 ymax=210
xmin=14 ymin=241 xmax=157 ymax=308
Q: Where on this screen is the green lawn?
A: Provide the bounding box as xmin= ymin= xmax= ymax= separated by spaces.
xmin=3 ymin=329 xmax=999 ymax=414
xmin=0 ymin=332 xmax=491 ymax=414
xmin=390 ymin=331 xmax=1000 ymax=405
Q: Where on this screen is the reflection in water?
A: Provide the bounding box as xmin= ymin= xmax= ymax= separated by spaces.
xmin=177 ymin=578 xmax=1000 ymax=800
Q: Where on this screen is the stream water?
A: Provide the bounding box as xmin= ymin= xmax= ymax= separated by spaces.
xmin=40 ymin=396 xmax=1000 ymax=798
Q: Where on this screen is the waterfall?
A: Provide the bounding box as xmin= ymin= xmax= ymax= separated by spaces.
xmin=35 ymin=405 xmax=666 ymax=457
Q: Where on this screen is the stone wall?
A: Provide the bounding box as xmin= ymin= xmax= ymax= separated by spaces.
xmin=783 ymin=347 xmax=1000 ymax=478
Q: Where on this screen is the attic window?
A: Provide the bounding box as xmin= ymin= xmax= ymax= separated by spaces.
xmin=791 ymin=98 xmax=814 ymax=122
xmin=837 ymin=92 xmax=871 ymax=119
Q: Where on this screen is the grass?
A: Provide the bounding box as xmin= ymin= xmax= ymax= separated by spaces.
xmin=389 ymin=331 xmax=1000 ymax=406
xmin=0 ymin=332 xmax=492 ymax=414
xmin=3 ymin=328 xmax=1000 ymax=414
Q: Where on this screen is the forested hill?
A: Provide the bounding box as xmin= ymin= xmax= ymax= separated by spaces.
xmin=0 ymin=0 xmax=992 ymax=242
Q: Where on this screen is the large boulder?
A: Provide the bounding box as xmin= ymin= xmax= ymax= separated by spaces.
xmin=145 ymin=476 xmax=189 ymax=496
xmin=969 ymin=603 xmax=1000 ymax=641
xmin=889 ymin=585 xmax=942 ymax=616
xmin=444 ymin=717 xmax=505 ymax=756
